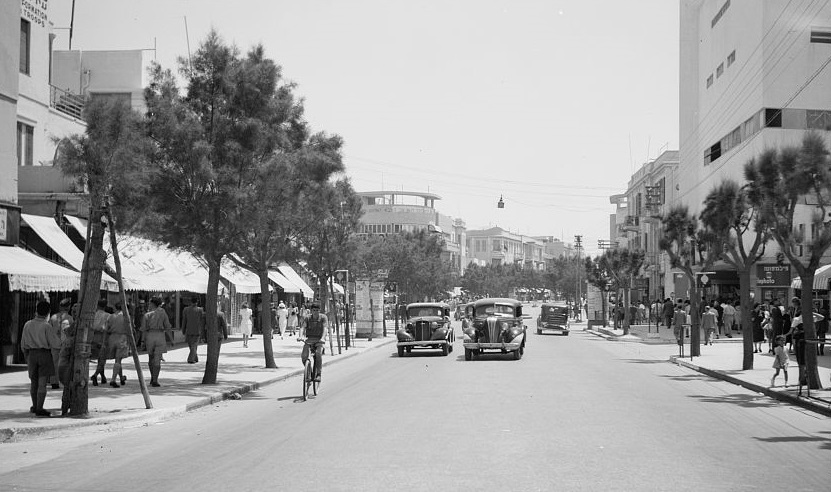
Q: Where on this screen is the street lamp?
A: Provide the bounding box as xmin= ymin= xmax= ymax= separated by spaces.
xmin=497 ymin=195 xmax=504 ymax=208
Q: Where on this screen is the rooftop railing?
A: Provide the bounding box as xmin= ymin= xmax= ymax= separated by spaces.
xmin=50 ymin=85 xmax=85 ymax=121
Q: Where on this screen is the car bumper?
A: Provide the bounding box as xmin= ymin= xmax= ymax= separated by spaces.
xmin=540 ymin=326 xmax=569 ymax=333
xmin=463 ymin=342 xmax=521 ymax=351
xmin=397 ymin=340 xmax=449 ymax=348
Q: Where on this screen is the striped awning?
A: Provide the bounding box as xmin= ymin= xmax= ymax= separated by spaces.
xmin=791 ymin=264 xmax=831 ymax=290
xmin=0 ymin=245 xmax=81 ymax=292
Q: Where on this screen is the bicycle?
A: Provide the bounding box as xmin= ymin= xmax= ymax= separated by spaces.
xmin=300 ymin=339 xmax=324 ymax=401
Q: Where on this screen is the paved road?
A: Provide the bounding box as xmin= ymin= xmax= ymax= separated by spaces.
xmin=2 ymin=317 xmax=828 ymax=491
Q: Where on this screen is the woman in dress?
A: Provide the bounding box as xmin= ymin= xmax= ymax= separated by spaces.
xmin=239 ymin=302 xmax=252 ymax=348
xmin=751 ymin=303 xmax=766 ymax=353
xmin=287 ymin=302 xmax=298 ymax=336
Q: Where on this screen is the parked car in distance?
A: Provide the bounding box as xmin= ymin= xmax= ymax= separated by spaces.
xmin=462 ymin=298 xmax=529 ymax=360
xmin=537 ymin=302 xmax=570 ymax=335
xmin=396 ymin=303 xmax=454 ymax=356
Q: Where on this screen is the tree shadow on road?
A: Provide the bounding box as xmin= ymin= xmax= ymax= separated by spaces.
xmin=753 ymin=434 xmax=831 ymax=450
xmin=688 ymin=392 xmax=781 ymax=410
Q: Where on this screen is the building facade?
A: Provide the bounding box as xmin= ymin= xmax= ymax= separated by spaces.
xmin=466 ymin=227 xmax=546 ymax=270
xmin=357 ymin=191 xmax=467 ymax=274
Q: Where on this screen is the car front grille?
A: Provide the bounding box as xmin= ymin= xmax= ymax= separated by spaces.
xmin=486 ymin=317 xmax=501 ymax=343
xmin=414 ymin=321 xmax=431 ymax=341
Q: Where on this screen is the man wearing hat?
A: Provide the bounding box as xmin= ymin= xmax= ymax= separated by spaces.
xmin=299 ymin=303 xmax=328 ymax=382
xmin=48 ymin=298 xmax=73 ymax=389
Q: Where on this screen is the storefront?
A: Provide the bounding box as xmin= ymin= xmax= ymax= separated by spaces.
xmin=757 ymin=263 xmax=792 ymax=305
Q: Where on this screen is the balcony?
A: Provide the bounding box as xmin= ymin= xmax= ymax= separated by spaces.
xmin=50 ymin=85 xmax=85 ymax=121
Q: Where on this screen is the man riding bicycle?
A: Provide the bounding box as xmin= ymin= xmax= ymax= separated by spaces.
xmin=299 ymin=303 xmax=328 ymax=382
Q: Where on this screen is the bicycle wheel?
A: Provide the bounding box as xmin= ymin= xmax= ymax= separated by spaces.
xmin=302 ymin=359 xmax=312 ymax=401
xmin=312 ymin=367 xmax=319 ymax=396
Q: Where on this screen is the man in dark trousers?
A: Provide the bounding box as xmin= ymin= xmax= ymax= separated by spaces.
xmin=182 ymin=296 xmax=205 ymax=364
xmin=22 ymin=301 xmax=59 ymax=417
xmin=662 ymin=298 xmax=674 ymax=330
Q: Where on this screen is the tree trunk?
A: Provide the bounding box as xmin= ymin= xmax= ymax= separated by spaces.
xmin=689 ymin=283 xmax=701 ymax=357
xmin=739 ymin=267 xmax=754 ymax=370
xmin=68 ymin=204 xmax=106 ymax=416
xmin=106 ymin=207 xmax=152 ymax=408
xmin=799 ymin=273 xmax=822 ymax=390
xmin=202 ymin=258 xmax=221 ymax=384
xmin=258 ymin=270 xmax=277 ymax=368
xmin=622 ymin=287 xmax=631 ymax=336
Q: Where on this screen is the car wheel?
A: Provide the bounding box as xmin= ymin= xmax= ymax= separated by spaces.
xmin=514 ymin=348 xmax=522 ymax=360
xmin=397 ymin=346 xmax=404 ymax=357
xmin=406 ymin=346 xmax=413 ymax=353
xmin=442 ymin=344 xmax=449 ymax=356
xmin=464 ymin=349 xmax=472 ymax=361
xmin=536 ymin=328 xmax=542 ymax=335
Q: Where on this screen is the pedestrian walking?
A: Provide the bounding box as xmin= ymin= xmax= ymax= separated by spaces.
xmin=104 ymin=301 xmax=131 ymax=387
xmin=47 ymin=298 xmax=72 ymax=389
xmin=239 ymin=302 xmax=252 ymax=348
xmin=90 ymin=299 xmax=111 ymax=386
xmin=217 ymin=308 xmax=229 ymax=342
xmin=721 ymin=300 xmax=736 ymax=335
xmin=663 ymin=298 xmax=674 ymax=331
xmin=817 ymin=305 xmax=828 ymax=356
xmin=714 ymin=299 xmax=725 ymax=337
xmin=769 ymin=300 xmax=784 ymax=353
xmin=789 ymin=308 xmax=824 ymax=388
xmin=770 ymin=335 xmax=789 ymax=387
xmin=182 ymin=296 xmax=205 ymax=364
xmin=141 ymin=297 xmax=172 ymax=387
xmin=276 ymin=301 xmax=288 ymax=339
xmin=701 ymin=303 xmax=717 ymax=345
xmin=672 ymin=302 xmax=686 ymax=346
xmin=287 ymin=302 xmax=299 ymax=336
xmin=21 ymin=300 xmax=60 ymax=417
xmin=751 ymin=303 xmax=766 ymax=353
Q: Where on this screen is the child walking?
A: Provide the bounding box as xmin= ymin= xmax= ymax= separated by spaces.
xmin=771 ymin=335 xmax=789 ymax=387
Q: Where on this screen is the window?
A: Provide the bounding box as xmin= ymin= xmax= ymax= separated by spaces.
xmin=765 ymin=108 xmax=782 ymax=128
xmin=704 ymin=141 xmax=721 ymax=165
xmin=807 ymin=110 xmax=831 ymax=130
xmin=727 ymin=50 xmax=736 ymax=67
xmin=17 ymin=122 xmax=34 ymax=166
xmin=810 ymin=28 xmax=831 ymax=44
xmin=492 ymin=240 xmax=501 ymax=252
xmin=711 ymin=0 xmax=731 ymax=28
xmin=19 ymin=19 xmax=30 ymax=75
xmin=716 ymin=63 xmax=724 ymax=78
xmin=706 ymin=74 xmax=713 ymax=88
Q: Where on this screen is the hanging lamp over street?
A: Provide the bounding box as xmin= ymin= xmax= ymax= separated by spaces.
xmin=497 ymin=195 xmax=504 ymax=208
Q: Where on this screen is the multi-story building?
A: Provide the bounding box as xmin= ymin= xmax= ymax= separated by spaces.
xmin=610 ymin=151 xmax=680 ymax=301
xmin=532 ymin=236 xmax=571 ymax=262
xmin=676 ymin=0 xmax=831 ymax=303
xmin=357 ymin=190 xmax=467 ymax=274
xmin=466 ymin=227 xmax=546 ymax=270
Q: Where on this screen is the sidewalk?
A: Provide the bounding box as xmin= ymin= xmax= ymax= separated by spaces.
xmin=585 ymin=321 xmax=831 ymax=418
xmin=0 ymin=333 xmax=396 ymax=443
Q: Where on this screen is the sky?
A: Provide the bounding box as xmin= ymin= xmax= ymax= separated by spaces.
xmin=49 ymin=0 xmax=680 ymax=258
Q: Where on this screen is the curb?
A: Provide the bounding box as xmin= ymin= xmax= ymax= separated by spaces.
xmin=669 ymin=356 xmax=831 ymax=418
xmin=0 ymin=337 xmax=397 ymax=443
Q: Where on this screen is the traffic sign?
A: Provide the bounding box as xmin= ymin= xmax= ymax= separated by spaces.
xmin=334 ymin=269 xmax=349 ymax=284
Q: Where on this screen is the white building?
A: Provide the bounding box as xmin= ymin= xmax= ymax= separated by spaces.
xmin=675 ymin=0 xmax=831 ymax=303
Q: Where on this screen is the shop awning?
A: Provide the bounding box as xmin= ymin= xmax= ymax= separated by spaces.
xmin=791 ymin=264 xmax=831 ymax=290
xmin=65 ymin=215 xmax=87 ymax=238
xmin=107 ymin=235 xmax=210 ymax=293
xmin=278 ymin=263 xmax=314 ymax=297
xmin=22 ymin=214 xmax=117 ymax=291
xmin=221 ymin=258 xmax=268 ymax=294
xmin=331 ymin=282 xmax=344 ymax=295
xmin=0 ymin=245 xmax=81 ymax=292
xmin=268 ymin=269 xmax=302 ymax=293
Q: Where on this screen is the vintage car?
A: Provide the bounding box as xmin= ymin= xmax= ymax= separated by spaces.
xmin=396 ymin=302 xmax=454 ymax=356
xmin=462 ymin=298 xmax=529 ymax=360
xmin=537 ymin=302 xmax=570 ymax=335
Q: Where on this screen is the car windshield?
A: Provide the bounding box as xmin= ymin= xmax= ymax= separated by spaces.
xmin=543 ymin=306 xmax=569 ymax=315
xmin=408 ymin=307 xmax=443 ymax=318
xmin=475 ymin=304 xmax=515 ymax=317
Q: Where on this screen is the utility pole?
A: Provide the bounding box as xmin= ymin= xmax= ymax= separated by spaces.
xmin=574 ymin=235 xmax=583 ymax=322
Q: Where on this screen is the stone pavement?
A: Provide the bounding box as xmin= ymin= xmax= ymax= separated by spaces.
xmin=586 ymin=320 xmax=831 ymax=418
xmin=0 ymin=332 xmax=396 ymax=443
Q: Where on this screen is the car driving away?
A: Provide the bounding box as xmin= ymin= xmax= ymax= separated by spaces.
xmin=396 ymin=302 xmax=454 ymax=356
xmin=462 ymin=298 xmax=528 ymax=360
xmin=537 ymin=302 xmax=570 ymax=336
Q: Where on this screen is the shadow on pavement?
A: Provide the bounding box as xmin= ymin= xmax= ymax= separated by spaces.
xmin=688 ymin=392 xmax=780 ymax=410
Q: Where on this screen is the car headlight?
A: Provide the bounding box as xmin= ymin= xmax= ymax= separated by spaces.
xmin=430 ymin=321 xmax=438 ymax=330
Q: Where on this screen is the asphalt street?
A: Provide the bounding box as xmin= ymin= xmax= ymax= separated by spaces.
xmin=1 ymin=310 xmax=829 ymax=491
